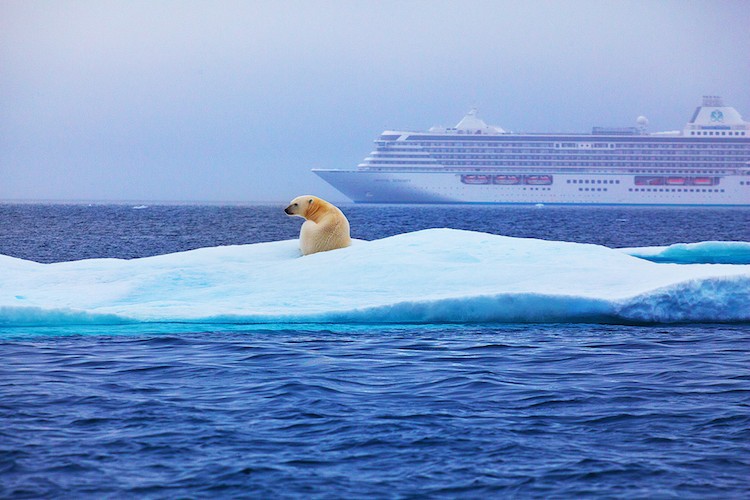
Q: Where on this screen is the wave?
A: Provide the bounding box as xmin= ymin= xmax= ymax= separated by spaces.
xmin=2 ymin=229 xmax=749 ymax=327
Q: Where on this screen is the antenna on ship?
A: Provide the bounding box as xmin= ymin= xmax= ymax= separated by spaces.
xmin=636 ymin=115 xmax=649 ymax=134
xmin=702 ymin=95 xmax=724 ymax=107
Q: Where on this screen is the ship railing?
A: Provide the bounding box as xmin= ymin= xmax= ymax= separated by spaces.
xmin=358 ymin=166 xmax=750 ymax=177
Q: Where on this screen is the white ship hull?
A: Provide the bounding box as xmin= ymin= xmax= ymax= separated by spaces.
xmin=314 ymin=169 xmax=750 ymax=205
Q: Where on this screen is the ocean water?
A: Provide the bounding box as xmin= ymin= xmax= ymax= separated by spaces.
xmin=1 ymin=203 xmax=749 ymax=498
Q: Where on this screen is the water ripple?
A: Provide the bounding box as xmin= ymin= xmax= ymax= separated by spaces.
xmin=4 ymin=325 xmax=748 ymax=497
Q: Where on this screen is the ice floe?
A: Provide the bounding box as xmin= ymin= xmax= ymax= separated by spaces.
xmin=1 ymin=229 xmax=748 ymax=326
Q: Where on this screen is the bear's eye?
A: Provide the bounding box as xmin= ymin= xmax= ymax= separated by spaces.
xmin=293 ymin=203 xmax=298 ymax=207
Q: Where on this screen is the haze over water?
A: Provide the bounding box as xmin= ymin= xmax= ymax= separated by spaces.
xmin=2 ymin=1 xmax=749 ymax=203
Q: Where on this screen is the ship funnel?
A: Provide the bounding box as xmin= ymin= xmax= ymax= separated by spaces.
xmin=684 ymin=95 xmax=749 ymax=135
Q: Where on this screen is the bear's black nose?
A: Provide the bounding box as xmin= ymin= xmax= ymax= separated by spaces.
xmin=284 ymin=207 xmax=292 ymax=215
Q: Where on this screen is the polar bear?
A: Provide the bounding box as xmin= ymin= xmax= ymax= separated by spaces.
xmin=284 ymin=195 xmax=352 ymax=256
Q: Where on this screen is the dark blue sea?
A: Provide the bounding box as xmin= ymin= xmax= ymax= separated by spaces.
xmin=1 ymin=203 xmax=749 ymax=498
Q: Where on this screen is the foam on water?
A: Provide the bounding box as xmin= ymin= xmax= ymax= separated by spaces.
xmin=2 ymin=229 xmax=749 ymax=327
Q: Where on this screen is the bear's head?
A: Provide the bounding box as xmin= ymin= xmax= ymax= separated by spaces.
xmin=284 ymin=195 xmax=316 ymax=218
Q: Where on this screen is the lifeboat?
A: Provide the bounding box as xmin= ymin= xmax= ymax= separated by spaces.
xmin=525 ymin=175 xmax=553 ymax=185
xmin=461 ymin=175 xmax=492 ymax=185
xmin=666 ymin=177 xmax=687 ymax=185
xmin=635 ymin=176 xmax=665 ymax=186
xmin=693 ymin=177 xmax=714 ymax=186
xmin=494 ymin=175 xmax=521 ymax=185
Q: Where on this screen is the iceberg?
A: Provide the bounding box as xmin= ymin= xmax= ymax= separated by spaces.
xmin=1 ymin=229 xmax=749 ymax=327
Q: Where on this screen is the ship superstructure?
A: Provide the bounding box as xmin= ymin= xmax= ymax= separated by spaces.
xmin=313 ymin=96 xmax=750 ymax=205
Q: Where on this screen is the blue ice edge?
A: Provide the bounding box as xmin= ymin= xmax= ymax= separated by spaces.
xmin=622 ymin=241 xmax=750 ymax=265
xmin=2 ymin=277 xmax=749 ymax=330
xmin=2 ymin=229 xmax=749 ymax=332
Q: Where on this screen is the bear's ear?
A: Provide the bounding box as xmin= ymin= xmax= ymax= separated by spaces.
xmin=308 ymin=198 xmax=314 ymax=204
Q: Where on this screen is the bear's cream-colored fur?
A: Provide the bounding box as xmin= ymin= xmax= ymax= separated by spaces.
xmin=284 ymin=195 xmax=351 ymax=256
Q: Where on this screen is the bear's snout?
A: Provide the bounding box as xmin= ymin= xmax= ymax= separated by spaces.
xmin=284 ymin=205 xmax=294 ymax=215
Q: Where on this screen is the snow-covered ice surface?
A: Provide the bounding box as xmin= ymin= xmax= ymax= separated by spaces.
xmin=2 ymin=229 xmax=749 ymax=326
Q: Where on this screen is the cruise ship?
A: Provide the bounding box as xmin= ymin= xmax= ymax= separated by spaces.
xmin=313 ymin=96 xmax=750 ymax=205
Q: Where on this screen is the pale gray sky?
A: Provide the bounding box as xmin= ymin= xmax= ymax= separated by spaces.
xmin=1 ymin=0 xmax=748 ymax=202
